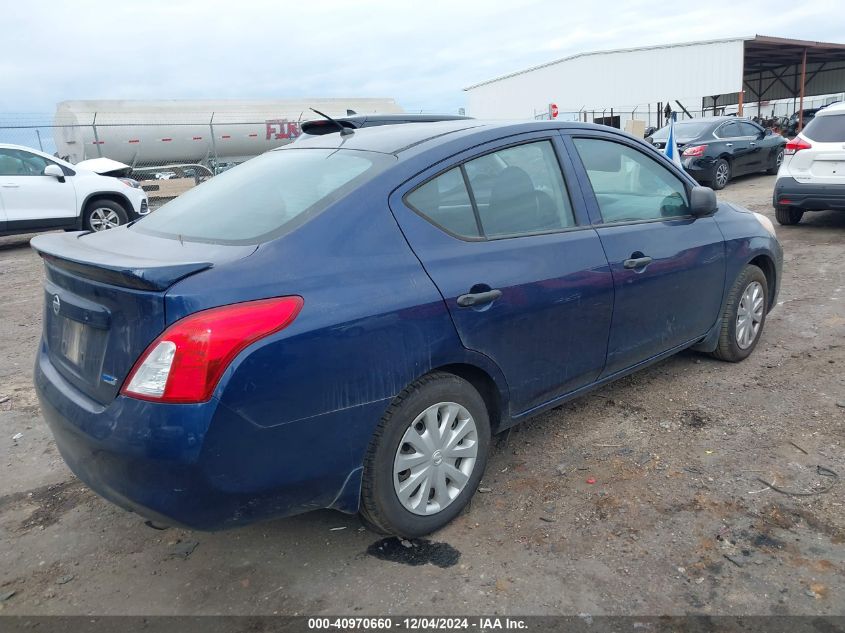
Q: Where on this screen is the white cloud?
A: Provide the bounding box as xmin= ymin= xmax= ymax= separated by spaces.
xmin=1 ymin=0 xmax=842 ymax=115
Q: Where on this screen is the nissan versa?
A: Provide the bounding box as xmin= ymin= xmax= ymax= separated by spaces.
xmin=33 ymin=121 xmax=783 ymax=537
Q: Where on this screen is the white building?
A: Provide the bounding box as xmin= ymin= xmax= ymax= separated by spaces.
xmin=465 ymin=35 xmax=845 ymax=131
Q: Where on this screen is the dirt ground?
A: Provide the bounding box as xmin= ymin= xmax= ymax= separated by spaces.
xmin=0 ymin=174 xmax=843 ymax=616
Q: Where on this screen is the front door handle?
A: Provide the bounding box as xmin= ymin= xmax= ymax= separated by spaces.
xmin=623 ymin=255 xmax=653 ymax=270
xmin=457 ymin=289 xmax=502 ymax=307
xmin=725 ymin=143 xmax=733 ymax=147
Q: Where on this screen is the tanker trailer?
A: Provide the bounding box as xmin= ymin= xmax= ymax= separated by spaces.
xmin=53 ymin=98 xmax=403 ymax=167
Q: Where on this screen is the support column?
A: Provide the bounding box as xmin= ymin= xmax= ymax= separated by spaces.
xmin=798 ymin=48 xmax=808 ymax=132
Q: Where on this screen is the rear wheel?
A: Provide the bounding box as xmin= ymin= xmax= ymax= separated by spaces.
xmin=84 ymin=200 xmax=128 ymax=232
xmin=775 ymin=204 xmax=803 ymax=225
xmin=360 ymin=372 xmax=490 ymax=537
xmin=711 ymin=265 xmax=768 ymax=362
xmin=767 ymin=148 xmax=784 ymax=174
xmin=710 ymin=159 xmax=731 ymax=190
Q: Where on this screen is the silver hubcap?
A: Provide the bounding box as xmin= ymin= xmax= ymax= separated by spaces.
xmin=776 ymin=150 xmax=783 ymax=167
xmin=393 ymin=402 xmax=478 ymax=516
xmin=736 ymin=281 xmax=764 ymax=349
xmin=716 ymin=164 xmax=729 ymax=187
xmin=89 ymin=208 xmax=121 ymax=231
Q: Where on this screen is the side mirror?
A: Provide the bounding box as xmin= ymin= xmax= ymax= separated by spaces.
xmin=689 ymin=185 xmax=717 ymax=217
xmin=43 ymin=164 xmax=65 ymax=182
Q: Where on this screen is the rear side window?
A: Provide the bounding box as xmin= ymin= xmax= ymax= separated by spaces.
xmin=405 ymin=167 xmax=480 ymax=237
xmin=716 ymin=122 xmax=740 ymax=138
xmin=133 ymin=149 xmax=393 ymax=244
xmin=803 ymin=114 xmax=845 ymax=142
xmin=573 ymin=137 xmax=689 ymax=223
xmin=406 ymin=140 xmax=575 ymax=239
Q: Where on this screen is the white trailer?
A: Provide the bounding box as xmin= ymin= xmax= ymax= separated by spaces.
xmin=53 ymin=98 xmax=403 ymax=166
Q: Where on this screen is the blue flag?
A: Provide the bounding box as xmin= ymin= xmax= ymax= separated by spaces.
xmin=664 ymin=114 xmax=683 ymax=168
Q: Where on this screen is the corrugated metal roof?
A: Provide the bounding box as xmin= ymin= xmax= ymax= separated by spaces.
xmin=464 ymin=36 xmax=754 ymax=91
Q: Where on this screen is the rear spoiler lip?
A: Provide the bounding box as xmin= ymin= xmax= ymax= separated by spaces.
xmin=31 ymin=233 xmax=213 ymax=291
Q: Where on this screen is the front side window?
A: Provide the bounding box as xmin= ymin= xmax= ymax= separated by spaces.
xmin=0 ymin=149 xmax=51 ymax=176
xmin=738 ymin=122 xmax=762 ymax=137
xmin=133 ymin=148 xmax=393 ymax=244
xmin=572 ymin=137 xmax=689 ymax=223
xmin=406 ymin=140 xmax=575 ymax=239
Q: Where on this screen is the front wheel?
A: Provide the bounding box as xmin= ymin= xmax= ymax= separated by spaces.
xmin=84 ymin=200 xmax=128 ymax=232
xmin=775 ymin=204 xmax=803 ymax=225
xmin=711 ymin=265 xmax=768 ymax=362
xmin=360 ymin=372 xmax=491 ymax=537
xmin=710 ymin=159 xmax=731 ymax=190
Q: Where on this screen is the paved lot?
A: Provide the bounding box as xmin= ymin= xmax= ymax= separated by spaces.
xmin=0 ymin=174 xmax=843 ymax=616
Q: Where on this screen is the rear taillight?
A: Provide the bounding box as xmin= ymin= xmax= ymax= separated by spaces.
xmin=784 ymin=137 xmax=812 ymax=155
xmin=122 ymin=296 xmax=303 ymax=403
xmin=682 ymin=144 xmax=707 ymax=157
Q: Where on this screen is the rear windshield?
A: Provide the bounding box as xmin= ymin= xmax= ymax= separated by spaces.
xmin=132 ymin=149 xmax=394 ymax=244
xmin=650 ymin=121 xmax=713 ymax=140
xmin=802 ymin=114 xmax=845 ymax=142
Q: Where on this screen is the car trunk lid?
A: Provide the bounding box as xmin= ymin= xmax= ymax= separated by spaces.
xmin=32 ymin=229 xmax=256 ymax=404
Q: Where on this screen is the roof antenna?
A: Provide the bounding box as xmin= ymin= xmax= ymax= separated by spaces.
xmin=310 ymin=107 xmax=354 ymax=136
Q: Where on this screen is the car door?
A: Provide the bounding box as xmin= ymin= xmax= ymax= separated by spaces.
xmin=564 ymin=131 xmax=726 ymax=377
xmin=738 ymin=121 xmax=768 ymax=171
xmin=0 ymin=148 xmax=77 ymax=229
xmin=714 ymin=121 xmax=751 ymax=175
xmin=389 ymin=134 xmax=614 ymax=415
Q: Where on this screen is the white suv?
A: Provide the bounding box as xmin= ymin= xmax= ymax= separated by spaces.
xmin=0 ymin=144 xmax=149 ymax=236
xmin=773 ymin=102 xmax=845 ymax=225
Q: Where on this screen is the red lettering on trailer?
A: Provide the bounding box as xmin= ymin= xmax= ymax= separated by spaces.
xmin=221 ymin=135 xmax=231 ymax=139
xmin=265 ymin=119 xmax=301 ymax=140
xmin=128 ymin=139 xmax=140 ymax=143
xmin=248 ymin=133 xmax=258 ymax=137
xmin=92 ymin=141 xmax=104 ymax=145
xmin=192 ymin=136 xmax=203 ymax=140
xmin=161 ymin=138 xmax=173 ymax=142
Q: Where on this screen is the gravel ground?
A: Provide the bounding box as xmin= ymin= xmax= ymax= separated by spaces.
xmin=0 ymin=174 xmax=842 ymax=616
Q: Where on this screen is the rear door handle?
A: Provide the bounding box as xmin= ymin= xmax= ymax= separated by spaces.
xmin=725 ymin=143 xmax=733 ymax=147
xmin=623 ymin=256 xmax=653 ymax=269
xmin=457 ymin=289 xmax=502 ymax=307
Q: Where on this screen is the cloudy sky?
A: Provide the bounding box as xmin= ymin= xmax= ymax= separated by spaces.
xmin=1 ymin=0 xmax=842 ymax=115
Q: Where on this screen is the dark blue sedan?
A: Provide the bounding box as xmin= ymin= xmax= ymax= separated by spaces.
xmin=32 ymin=121 xmax=783 ymax=537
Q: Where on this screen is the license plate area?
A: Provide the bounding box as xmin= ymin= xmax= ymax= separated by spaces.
xmin=60 ymin=318 xmax=88 ymax=367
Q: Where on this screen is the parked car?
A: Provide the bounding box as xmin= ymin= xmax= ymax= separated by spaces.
xmin=298 ymin=113 xmax=472 ymax=138
xmin=0 ymin=144 xmax=148 ymax=235
xmin=773 ymin=102 xmax=845 ymax=225
xmin=647 ymin=117 xmax=786 ymax=190
xmin=32 ymin=121 xmax=782 ymax=537
xmin=783 ymin=108 xmax=823 ymax=137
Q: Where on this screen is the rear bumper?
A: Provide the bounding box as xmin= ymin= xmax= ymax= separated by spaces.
xmin=773 ymin=177 xmax=845 ymax=211
xmin=682 ymin=157 xmax=717 ymax=183
xmin=34 ymin=342 xmax=377 ymax=530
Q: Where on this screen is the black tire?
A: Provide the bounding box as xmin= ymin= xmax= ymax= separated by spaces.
xmin=83 ymin=199 xmax=128 ymax=232
xmin=360 ymin=372 xmax=491 ymax=537
xmin=766 ymin=148 xmax=784 ymax=175
xmin=710 ymin=158 xmax=731 ymax=190
xmin=711 ymin=265 xmax=768 ymax=362
xmin=775 ymin=204 xmax=803 ymax=226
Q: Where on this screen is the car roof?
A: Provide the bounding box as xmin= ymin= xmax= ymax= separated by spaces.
xmin=282 ymin=120 xmax=627 ymax=156
xmin=817 ymin=102 xmax=845 ymax=115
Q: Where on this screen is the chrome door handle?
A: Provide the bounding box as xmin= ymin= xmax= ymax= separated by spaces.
xmin=750 ymin=142 xmax=757 ymax=146
xmin=457 ymin=289 xmax=502 ymax=307
xmin=1 ymin=183 xmax=20 ymax=188
xmin=725 ymin=143 xmax=733 ymax=147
